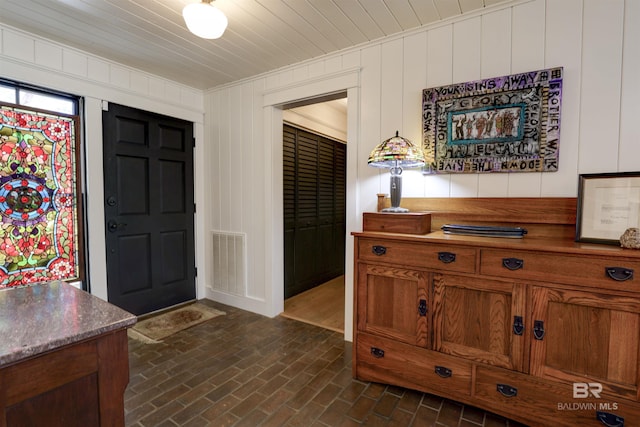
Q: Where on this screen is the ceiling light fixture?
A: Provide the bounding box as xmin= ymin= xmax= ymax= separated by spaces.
xmin=183 ymin=0 xmax=228 ymax=39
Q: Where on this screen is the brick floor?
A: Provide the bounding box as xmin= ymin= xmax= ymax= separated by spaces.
xmin=125 ymin=300 xmax=528 ymax=427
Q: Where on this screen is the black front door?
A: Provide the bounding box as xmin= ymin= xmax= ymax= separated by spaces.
xmin=102 ymin=103 xmax=195 ymax=315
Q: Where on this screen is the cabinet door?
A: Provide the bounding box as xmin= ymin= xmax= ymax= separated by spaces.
xmin=357 ymin=263 xmax=429 ymax=347
xmin=531 ymin=286 xmax=640 ymax=402
xmin=432 ymin=274 xmax=526 ymax=371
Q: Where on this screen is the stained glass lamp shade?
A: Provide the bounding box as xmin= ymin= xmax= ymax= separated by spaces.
xmin=368 ymin=131 xmax=426 ymax=213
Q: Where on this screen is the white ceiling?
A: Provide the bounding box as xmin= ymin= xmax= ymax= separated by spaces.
xmin=0 ymin=0 xmax=509 ymax=90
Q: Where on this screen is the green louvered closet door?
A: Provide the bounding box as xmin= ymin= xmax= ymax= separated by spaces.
xmin=284 ymin=124 xmax=346 ymax=299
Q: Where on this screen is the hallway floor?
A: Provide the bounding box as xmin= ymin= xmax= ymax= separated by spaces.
xmin=282 ymin=276 xmax=345 ymax=333
xmin=125 ymin=300 xmax=527 ymax=427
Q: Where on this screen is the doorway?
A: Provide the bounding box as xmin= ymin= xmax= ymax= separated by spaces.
xmin=102 ymin=103 xmax=196 ymax=315
xmin=281 ymin=96 xmax=347 ymax=332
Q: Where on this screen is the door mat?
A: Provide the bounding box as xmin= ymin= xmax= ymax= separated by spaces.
xmin=129 ymin=303 xmax=225 ymax=341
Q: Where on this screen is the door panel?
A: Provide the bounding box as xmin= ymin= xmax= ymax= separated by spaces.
xmin=159 ymin=160 xmax=185 ymax=213
xmin=294 ymin=226 xmax=318 ymax=286
xmin=103 ymin=103 xmax=195 ymax=315
xmin=318 ymin=223 xmax=334 ymax=277
xmin=357 ymin=263 xmax=429 ymax=347
xmin=115 ymin=116 xmax=146 ymax=145
xmin=160 ymin=231 xmax=187 ymax=284
xmin=159 ymin=124 xmax=186 ymax=150
xmin=116 ymin=156 xmax=149 ymax=214
xmin=117 ymin=234 xmax=152 ymax=293
xmin=530 ymin=286 xmax=640 ymax=401
xmin=432 ymin=274 xmax=526 ymax=371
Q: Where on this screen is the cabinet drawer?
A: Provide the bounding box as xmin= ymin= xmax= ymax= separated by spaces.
xmin=358 ymin=239 xmax=477 ymax=273
xmin=356 ymin=332 xmax=472 ymax=397
xmin=481 ymin=249 xmax=640 ymax=292
xmin=474 ymin=366 xmax=640 ymax=427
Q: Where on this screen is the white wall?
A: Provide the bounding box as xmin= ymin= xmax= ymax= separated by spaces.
xmin=204 ymin=0 xmax=640 ymax=341
xmin=2 ymin=0 xmax=639 ymax=343
xmin=283 ymin=100 xmax=348 ymax=142
xmin=0 ymin=25 xmax=207 ymax=303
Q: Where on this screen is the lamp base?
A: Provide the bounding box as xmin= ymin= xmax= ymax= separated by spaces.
xmin=381 ymin=206 xmax=409 ymax=213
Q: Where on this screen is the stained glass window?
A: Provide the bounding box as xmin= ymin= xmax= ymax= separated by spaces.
xmin=0 ymin=106 xmax=81 ymax=288
xmin=0 ymin=85 xmax=15 ymax=104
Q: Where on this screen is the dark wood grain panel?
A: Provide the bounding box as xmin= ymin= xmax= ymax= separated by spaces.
xmin=0 ymin=331 xmax=129 ymax=427
xmin=432 ymin=274 xmax=525 ymax=371
xmin=357 ymin=263 xmax=429 ymax=347
xmin=3 ymin=341 xmax=97 ymax=405
xmin=530 ymin=286 xmax=640 ymax=401
xmin=377 ymin=196 xmax=577 ymax=225
xmin=356 ymin=332 xmax=472 ymax=397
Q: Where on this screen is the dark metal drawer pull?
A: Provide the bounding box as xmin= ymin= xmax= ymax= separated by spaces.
xmin=513 ymin=316 xmax=524 ymax=336
xmin=370 ymin=347 xmax=385 ymax=358
xmin=418 ymin=299 xmax=427 ymax=316
xmin=372 ymin=245 xmax=387 ymax=256
xmin=502 ymin=257 xmax=524 ymax=270
xmin=533 ymin=320 xmax=545 ymax=340
xmin=605 ymin=267 xmax=634 ymax=282
xmin=438 ymin=252 xmax=456 ymax=263
xmin=435 ymin=366 xmax=452 ymax=378
xmin=496 ymin=383 xmax=518 ymax=397
xmin=597 ymin=411 xmax=624 ymax=427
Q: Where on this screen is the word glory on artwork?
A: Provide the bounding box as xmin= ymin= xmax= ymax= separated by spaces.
xmin=422 ymin=67 xmax=563 ymax=173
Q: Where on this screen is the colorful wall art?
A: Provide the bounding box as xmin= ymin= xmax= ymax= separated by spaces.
xmin=422 ymin=67 xmax=563 ymax=173
xmin=0 ymin=106 xmax=81 ymax=288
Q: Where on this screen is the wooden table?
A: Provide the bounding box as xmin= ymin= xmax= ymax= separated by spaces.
xmin=0 ymin=281 xmax=136 ymax=427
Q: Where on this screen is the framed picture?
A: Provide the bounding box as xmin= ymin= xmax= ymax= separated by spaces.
xmin=576 ymin=172 xmax=640 ymax=245
xmin=422 ymin=67 xmax=563 ymax=174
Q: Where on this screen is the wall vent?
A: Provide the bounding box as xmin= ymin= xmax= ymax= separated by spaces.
xmin=211 ymin=231 xmax=246 ymax=296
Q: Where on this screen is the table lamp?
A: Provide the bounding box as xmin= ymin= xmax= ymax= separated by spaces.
xmin=368 ymin=131 xmax=426 ymax=212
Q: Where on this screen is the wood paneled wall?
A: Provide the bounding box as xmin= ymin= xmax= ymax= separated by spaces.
xmin=0 ymin=24 xmax=205 ymax=303
xmin=205 ymin=0 xmax=640 ymax=328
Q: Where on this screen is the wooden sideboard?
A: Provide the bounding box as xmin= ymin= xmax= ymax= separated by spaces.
xmin=353 ymin=198 xmax=640 ymax=427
